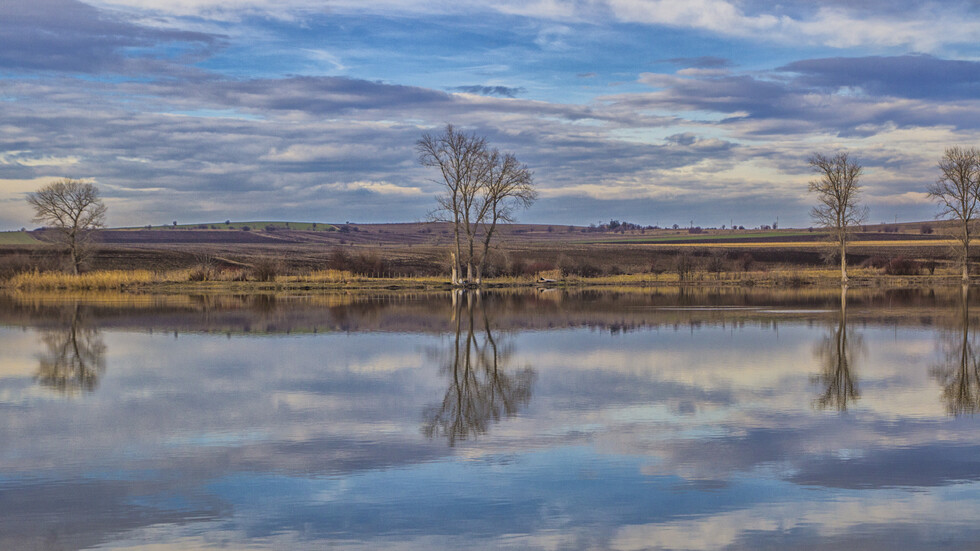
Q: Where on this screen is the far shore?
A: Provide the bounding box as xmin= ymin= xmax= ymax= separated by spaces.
xmin=0 ymin=267 xmax=972 ymax=294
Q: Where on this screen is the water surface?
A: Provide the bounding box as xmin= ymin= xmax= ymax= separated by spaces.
xmin=2 ymin=288 xmax=979 ymax=550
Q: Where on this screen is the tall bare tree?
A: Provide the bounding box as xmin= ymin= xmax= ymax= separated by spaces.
xmin=928 ymin=146 xmax=980 ymax=283
xmin=27 ymin=178 xmax=107 ymax=275
xmin=417 ymin=125 xmax=489 ymax=285
xmin=808 ymin=152 xmax=866 ymax=284
xmin=475 ymin=149 xmax=535 ymax=283
xmin=417 ymin=125 xmax=535 ymax=285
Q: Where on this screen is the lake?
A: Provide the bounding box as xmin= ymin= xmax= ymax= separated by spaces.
xmin=2 ymin=287 xmax=979 ymax=550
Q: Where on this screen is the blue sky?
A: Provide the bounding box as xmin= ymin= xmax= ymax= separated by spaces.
xmin=1 ymin=0 xmax=979 ymax=229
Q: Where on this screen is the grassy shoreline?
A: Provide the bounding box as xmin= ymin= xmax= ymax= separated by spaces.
xmin=0 ymin=267 xmax=969 ymax=293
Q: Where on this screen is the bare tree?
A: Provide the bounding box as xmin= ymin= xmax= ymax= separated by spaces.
xmin=417 ymin=125 xmax=535 ymax=286
xmin=27 ymin=178 xmax=107 ymax=275
xmin=475 ymin=149 xmax=535 ymax=283
xmin=928 ymin=146 xmax=980 ymax=283
xmin=417 ymin=125 xmax=489 ymax=285
xmin=808 ymin=152 xmax=866 ymax=284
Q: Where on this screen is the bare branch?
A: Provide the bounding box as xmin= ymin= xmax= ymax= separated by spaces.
xmin=26 ymin=178 xmax=106 ymax=275
xmin=808 ymin=151 xmax=865 ymax=284
xmin=928 ymin=146 xmax=980 ymax=282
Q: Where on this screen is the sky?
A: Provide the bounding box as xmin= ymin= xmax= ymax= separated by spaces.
xmin=1 ymin=0 xmax=979 ymax=230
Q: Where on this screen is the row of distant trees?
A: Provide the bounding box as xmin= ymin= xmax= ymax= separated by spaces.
xmin=21 ymin=136 xmax=980 ymax=285
xmin=811 ymin=146 xmax=979 ymax=284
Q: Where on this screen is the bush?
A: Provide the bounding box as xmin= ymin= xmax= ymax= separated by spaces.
xmin=884 ymin=257 xmax=920 ymax=276
xmin=731 ymin=252 xmax=753 ymax=272
xmin=860 ymin=255 xmax=890 ymax=269
xmin=526 ymin=261 xmax=555 ymax=275
xmin=249 ymin=257 xmax=281 ymax=282
xmin=573 ymin=262 xmax=602 ymax=277
xmin=920 ymin=224 xmax=934 ymax=235
xmin=0 ymin=254 xmax=55 ymax=280
xmin=673 ymin=251 xmax=697 ymax=280
xmin=706 ymin=253 xmax=725 ymax=275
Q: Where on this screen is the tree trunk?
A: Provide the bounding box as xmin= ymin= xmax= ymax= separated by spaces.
xmin=840 ymin=240 xmax=847 ymax=284
xmin=963 ymin=234 xmax=970 ymax=283
xmin=69 ymin=233 xmax=80 ymax=275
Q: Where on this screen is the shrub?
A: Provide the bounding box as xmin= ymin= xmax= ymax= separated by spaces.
xmin=884 ymin=257 xmax=920 ymax=276
xmin=706 ymin=253 xmax=725 ymax=275
xmin=574 ymin=262 xmax=602 ymax=277
xmin=526 ymin=261 xmax=555 ymax=275
xmin=731 ymin=252 xmax=754 ymax=272
xmin=860 ymin=255 xmax=890 ymax=269
xmin=673 ymin=251 xmax=696 ymax=280
xmin=920 ymin=224 xmax=934 ymax=235
xmin=0 ymin=254 xmax=54 ymax=280
xmin=249 ymin=257 xmax=281 ymax=282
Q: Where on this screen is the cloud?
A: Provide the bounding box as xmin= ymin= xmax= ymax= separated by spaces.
xmin=778 ymin=55 xmax=980 ymax=101
xmin=0 ymin=0 xmax=219 ymax=74
xmin=660 ymin=56 xmax=732 ymax=69
xmin=449 ymin=85 xmax=527 ymax=98
xmin=625 ymin=61 xmax=980 ymax=138
xmin=603 ymin=0 xmax=980 ymax=51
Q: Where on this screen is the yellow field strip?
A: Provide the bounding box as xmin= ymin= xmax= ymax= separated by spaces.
xmin=637 ymin=240 xmax=956 ymax=248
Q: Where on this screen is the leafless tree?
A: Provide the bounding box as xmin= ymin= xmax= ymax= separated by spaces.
xmin=417 ymin=125 xmax=535 ymax=286
xmin=27 ymin=178 xmax=107 ymax=275
xmin=417 ymin=125 xmax=489 ymax=285
xmin=928 ymin=146 xmax=980 ymax=283
xmin=808 ymin=152 xmax=866 ymax=284
xmin=474 ymin=149 xmax=535 ymax=283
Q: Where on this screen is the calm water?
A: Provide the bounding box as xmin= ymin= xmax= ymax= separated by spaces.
xmin=2 ymin=288 xmax=980 ymax=550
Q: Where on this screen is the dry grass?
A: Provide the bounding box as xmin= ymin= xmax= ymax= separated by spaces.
xmin=8 ymin=269 xmax=160 ymax=290
xmin=2 ymin=262 xmax=964 ymax=292
xmin=644 ymin=239 xmax=957 ymax=249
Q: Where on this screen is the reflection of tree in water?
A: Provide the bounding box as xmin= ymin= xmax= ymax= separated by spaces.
xmin=423 ymin=292 xmax=535 ymax=446
xmin=36 ymin=305 xmax=106 ymax=393
xmin=813 ymin=286 xmax=862 ymax=411
xmin=931 ymin=286 xmax=980 ymax=416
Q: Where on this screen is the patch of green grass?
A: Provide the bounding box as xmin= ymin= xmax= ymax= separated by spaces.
xmin=0 ymin=231 xmax=40 ymax=244
xmin=579 ymin=231 xmax=819 ymax=244
xmin=120 ymin=221 xmax=337 ymax=231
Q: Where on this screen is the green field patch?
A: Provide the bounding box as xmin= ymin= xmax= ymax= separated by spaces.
xmin=0 ymin=231 xmax=40 ymax=244
xmin=578 ymin=231 xmax=819 ymax=244
xmin=119 ymin=221 xmax=337 ymax=231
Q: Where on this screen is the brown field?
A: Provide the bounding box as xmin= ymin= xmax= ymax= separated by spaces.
xmin=0 ymin=221 xmax=970 ymax=287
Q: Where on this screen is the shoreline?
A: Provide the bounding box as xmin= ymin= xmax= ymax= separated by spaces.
xmin=0 ymin=268 xmax=971 ymax=294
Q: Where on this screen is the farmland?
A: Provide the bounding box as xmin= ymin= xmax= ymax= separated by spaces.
xmin=0 ymin=232 xmax=39 ymax=245
xmin=0 ymin=219 xmax=964 ymax=289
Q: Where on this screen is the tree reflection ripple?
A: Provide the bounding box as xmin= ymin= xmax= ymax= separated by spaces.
xmin=36 ymin=304 xmax=106 ymax=394
xmin=422 ymin=291 xmax=535 ymax=446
